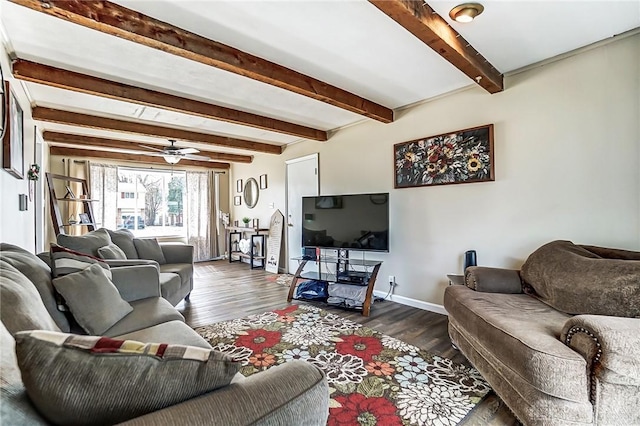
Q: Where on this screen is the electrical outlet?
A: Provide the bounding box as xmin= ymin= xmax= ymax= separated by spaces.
xmin=388 ymin=275 xmax=395 ymax=286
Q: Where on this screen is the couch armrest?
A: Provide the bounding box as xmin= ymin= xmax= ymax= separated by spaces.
xmin=561 ymin=315 xmax=640 ymax=387
xmin=464 ymin=266 xmax=523 ymax=293
xmin=110 ymin=265 xmax=161 ymax=302
xmin=161 ymin=244 xmax=194 ymax=265
xmin=105 ymin=259 xmax=160 ymax=271
xmin=119 ymin=361 xmax=328 ymax=426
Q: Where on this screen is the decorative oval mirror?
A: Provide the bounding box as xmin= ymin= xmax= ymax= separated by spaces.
xmin=243 ymin=177 xmax=259 ymax=209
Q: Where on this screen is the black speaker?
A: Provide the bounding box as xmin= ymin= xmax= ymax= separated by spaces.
xmin=464 ymin=250 xmax=477 ymax=271
xmin=303 ymin=247 xmax=316 ymax=260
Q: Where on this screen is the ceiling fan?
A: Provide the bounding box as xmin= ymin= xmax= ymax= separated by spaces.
xmin=138 ymin=140 xmax=210 ymax=164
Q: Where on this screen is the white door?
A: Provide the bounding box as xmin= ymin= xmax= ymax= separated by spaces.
xmin=286 ymin=154 xmax=319 ymax=274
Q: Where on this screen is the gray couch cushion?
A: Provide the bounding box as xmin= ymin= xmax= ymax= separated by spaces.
xmin=106 ymin=229 xmax=138 ymax=259
xmin=0 ymin=386 xmax=48 ymax=426
xmin=0 ymin=244 xmax=70 ymax=332
xmin=52 ymin=264 xmax=133 ymax=335
xmin=134 ymin=238 xmax=166 ymax=264
xmin=102 ymin=297 xmax=184 ymax=337
xmin=159 ymin=273 xmax=182 ymax=306
xmin=115 ymin=320 xmax=211 ymax=349
xmin=444 ymin=285 xmax=589 ymax=403
xmin=97 ymin=243 xmax=127 ymax=260
xmin=1 ymin=322 xmax=22 ymax=387
xmin=160 ymin=263 xmax=193 ymax=287
xmin=0 ymin=261 xmax=60 ymax=336
xmin=57 ymin=228 xmax=112 ymax=257
xmin=14 ymin=330 xmax=240 ymax=426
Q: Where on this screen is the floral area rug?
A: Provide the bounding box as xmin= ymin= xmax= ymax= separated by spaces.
xmin=265 ymin=273 xmax=295 ymax=286
xmin=195 ymin=305 xmax=490 ymax=426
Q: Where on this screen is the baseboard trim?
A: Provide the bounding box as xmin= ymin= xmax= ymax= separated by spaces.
xmin=373 ymin=290 xmax=448 ymax=316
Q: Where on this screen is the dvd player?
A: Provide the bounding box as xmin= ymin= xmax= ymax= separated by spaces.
xmin=337 ymin=271 xmax=370 ymax=285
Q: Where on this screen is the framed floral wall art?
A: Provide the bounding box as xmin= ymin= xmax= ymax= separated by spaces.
xmin=394 ymin=124 xmax=494 ymax=188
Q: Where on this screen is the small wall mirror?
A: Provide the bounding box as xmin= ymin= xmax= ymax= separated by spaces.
xmin=243 ymin=177 xmax=259 ymax=209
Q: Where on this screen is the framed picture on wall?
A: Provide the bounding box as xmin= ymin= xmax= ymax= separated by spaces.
xmin=236 ymin=179 xmax=243 ymax=193
xmin=259 ymin=174 xmax=268 ymax=189
xmin=394 ymin=124 xmax=494 ymax=188
xmin=234 ymin=195 xmax=242 ymax=206
xmin=2 ymin=81 xmax=24 ymax=179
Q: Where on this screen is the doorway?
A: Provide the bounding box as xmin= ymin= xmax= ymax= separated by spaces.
xmin=285 ymin=154 xmax=319 ymax=274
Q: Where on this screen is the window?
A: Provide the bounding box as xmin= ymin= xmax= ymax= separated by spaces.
xmin=117 ymin=168 xmax=186 ymax=237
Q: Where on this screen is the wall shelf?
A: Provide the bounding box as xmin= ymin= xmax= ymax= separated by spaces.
xmin=46 ymin=172 xmax=97 ymax=236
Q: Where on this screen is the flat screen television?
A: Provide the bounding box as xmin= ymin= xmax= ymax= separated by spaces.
xmin=302 ymin=193 xmax=389 ymax=252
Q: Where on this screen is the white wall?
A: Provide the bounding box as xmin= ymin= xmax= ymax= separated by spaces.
xmin=232 ymin=33 xmax=640 ymax=306
xmin=0 ymin=42 xmax=38 ymax=251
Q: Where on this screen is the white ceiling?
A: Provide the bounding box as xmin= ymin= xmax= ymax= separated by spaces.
xmin=1 ymin=0 xmax=639 ymax=161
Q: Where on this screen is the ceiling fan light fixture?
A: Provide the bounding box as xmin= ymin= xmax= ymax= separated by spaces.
xmin=164 ymin=154 xmax=181 ymax=165
xmin=449 ymin=3 xmax=484 ymax=23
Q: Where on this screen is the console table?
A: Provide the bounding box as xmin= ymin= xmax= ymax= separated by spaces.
xmin=227 ymin=226 xmax=268 ymax=269
xmin=287 ymin=255 xmax=382 ymax=316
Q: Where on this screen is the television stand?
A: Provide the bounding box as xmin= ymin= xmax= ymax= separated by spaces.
xmin=287 ymin=255 xmax=382 ymax=316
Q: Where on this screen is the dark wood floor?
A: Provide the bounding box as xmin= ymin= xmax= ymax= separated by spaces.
xmin=178 ymin=260 xmax=519 ymax=426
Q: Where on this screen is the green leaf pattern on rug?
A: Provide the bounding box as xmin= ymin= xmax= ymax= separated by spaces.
xmin=195 ymin=304 xmax=490 ymax=426
xmin=358 ymin=376 xmax=386 ymax=398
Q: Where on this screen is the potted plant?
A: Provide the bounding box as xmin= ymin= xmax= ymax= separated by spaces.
xmin=242 ymin=217 xmax=251 ymax=227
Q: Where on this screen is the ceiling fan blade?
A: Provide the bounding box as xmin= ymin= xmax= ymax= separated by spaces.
xmin=138 ymin=144 xmax=165 ymax=153
xmin=177 ymin=148 xmax=199 ymax=155
xmin=184 ymin=154 xmax=210 ymax=161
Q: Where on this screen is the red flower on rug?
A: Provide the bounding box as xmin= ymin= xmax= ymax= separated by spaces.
xmin=330 ymin=393 xmax=402 ymax=426
xmin=335 ymin=334 xmax=383 ymax=362
xmin=273 ymin=305 xmax=298 ymax=316
xmin=235 ymin=329 xmax=281 ymax=353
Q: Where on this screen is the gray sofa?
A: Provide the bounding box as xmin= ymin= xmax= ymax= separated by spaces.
xmin=445 ymin=245 xmax=640 ymax=425
xmin=0 ymin=243 xmax=329 ymax=425
xmin=57 ymin=228 xmax=193 ymax=306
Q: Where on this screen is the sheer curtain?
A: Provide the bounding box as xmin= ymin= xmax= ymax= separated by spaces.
xmin=89 ymin=163 xmax=118 ymax=231
xmin=186 ymin=170 xmax=217 ymax=261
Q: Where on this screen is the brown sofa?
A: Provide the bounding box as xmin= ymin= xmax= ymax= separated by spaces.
xmin=444 ymin=243 xmax=640 ymax=425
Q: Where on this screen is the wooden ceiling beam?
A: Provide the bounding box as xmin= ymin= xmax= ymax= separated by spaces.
xmin=13 ymin=59 xmax=327 ymax=141
xmin=42 ymin=131 xmax=253 ymax=163
xmin=369 ymin=0 xmax=503 ymax=93
xmin=32 ymin=107 xmax=283 ymax=155
xmin=49 ymin=146 xmax=228 ymax=169
xmin=9 ymin=0 xmax=394 ymax=123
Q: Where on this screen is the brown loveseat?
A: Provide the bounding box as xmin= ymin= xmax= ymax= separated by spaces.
xmin=444 ymin=241 xmax=640 ymax=425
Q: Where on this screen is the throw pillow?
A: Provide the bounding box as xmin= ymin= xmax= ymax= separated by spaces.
xmin=133 ymin=238 xmax=167 ymax=264
xmin=52 ymin=264 xmax=133 ymax=335
xmin=106 ymin=229 xmax=138 ymax=259
xmin=56 ymin=228 xmax=112 ymax=257
xmin=521 ymin=240 xmax=640 ymax=317
xmin=97 ymin=244 xmax=127 ymax=260
xmin=50 ymin=244 xmax=111 ymax=279
xmin=14 ymin=330 xmax=240 ymax=425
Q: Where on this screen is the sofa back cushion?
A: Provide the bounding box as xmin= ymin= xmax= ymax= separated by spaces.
xmin=106 ymin=228 xmax=138 ymax=259
xmin=0 ymin=261 xmax=61 ymax=335
xmin=0 ymin=244 xmax=69 ymax=332
xmin=521 ymin=240 xmax=640 ymax=317
xmin=134 ymin=238 xmax=166 ymax=264
xmin=57 ymin=228 xmax=111 ymax=257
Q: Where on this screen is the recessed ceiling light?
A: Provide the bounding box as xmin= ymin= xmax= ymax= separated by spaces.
xmin=449 ymin=3 xmax=484 ymax=23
